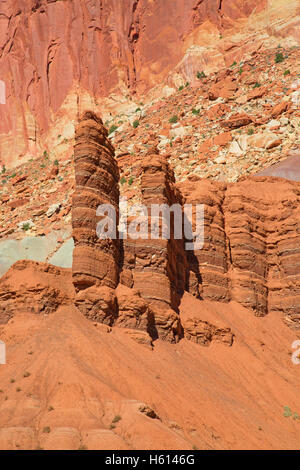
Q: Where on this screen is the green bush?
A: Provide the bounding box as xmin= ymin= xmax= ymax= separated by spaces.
xmin=108 ymin=124 xmax=118 ymax=135
xmin=169 ymin=115 xmax=178 ymax=124
xmin=132 ymin=120 xmax=140 ymax=129
xmin=196 ymin=71 xmax=206 ymax=79
xmin=192 ymin=108 xmax=200 ymax=115
xmin=112 ymin=415 xmax=122 ymax=424
xmin=22 ymin=222 xmax=31 ymax=231
xmin=284 ymin=69 xmax=290 ymax=76
xmin=275 ymin=52 xmax=284 ymax=63
xmin=247 ymin=128 xmax=254 ymax=135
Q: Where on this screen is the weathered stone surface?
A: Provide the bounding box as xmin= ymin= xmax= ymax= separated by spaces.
xmin=0 ymin=260 xmax=74 ymax=324
xmin=75 ymin=286 xmax=118 ymax=325
xmin=180 ymin=176 xmax=300 ymax=326
xmin=0 ymin=0 xmax=299 ymax=167
xmin=72 ymin=111 xmax=119 ymax=292
xmin=121 ymin=150 xmax=187 ymax=314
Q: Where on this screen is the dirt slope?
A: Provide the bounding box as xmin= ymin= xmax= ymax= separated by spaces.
xmin=0 ymin=267 xmax=299 ymax=450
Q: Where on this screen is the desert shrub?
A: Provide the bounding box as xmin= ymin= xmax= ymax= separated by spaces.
xmin=197 ymin=71 xmax=206 ymax=79
xmin=108 ymin=125 xmax=118 ymax=135
xmin=275 ymin=52 xmax=284 ymax=63
xmin=169 ymin=115 xmax=178 ymax=124
xmin=112 ymin=415 xmax=122 ymax=424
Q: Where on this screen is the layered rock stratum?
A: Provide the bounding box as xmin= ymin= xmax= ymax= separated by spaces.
xmin=0 ymin=0 xmax=299 ymax=452
xmin=0 ymin=0 xmax=299 ymax=166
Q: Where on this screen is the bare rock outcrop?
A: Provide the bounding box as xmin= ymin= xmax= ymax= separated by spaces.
xmin=180 ymin=176 xmax=300 ymax=327
xmin=180 ymin=178 xmax=229 ymax=303
xmin=123 ymin=150 xmax=187 ymax=312
xmin=0 ymin=260 xmax=74 ymax=324
xmin=72 ymin=111 xmax=119 ymax=292
xmin=120 ymin=150 xmax=186 ymax=341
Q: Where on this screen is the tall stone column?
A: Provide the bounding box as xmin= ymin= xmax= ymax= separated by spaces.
xmin=72 ymin=111 xmax=120 ymax=292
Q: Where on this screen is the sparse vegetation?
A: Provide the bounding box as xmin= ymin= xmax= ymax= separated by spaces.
xmin=192 ymin=108 xmax=200 ymax=115
xmin=283 ymin=406 xmax=299 ymax=420
xmin=247 ymin=128 xmax=254 ymax=135
xmin=284 ymin=69 xmax=290 ymax=76
xmin=253 ymin=82 xmax=261 ymax=88
xmin=128 ymin=176 xmax=134 ymax=186
xmin=112 ymin=414 xmax=122 ymax=424
xmin=120 ymin=176 xmax=126 ymax=185
xmin=275 ymin=52 xmax=284 ymax=63
xmin=54 ymin=159 xmax=59 ymax=166
xmin=196 ymin=70 xmax=206 ymax=79
xmin=23 ymin=371 xmax=30 ymax=378
xmin=22 ymin=222 xmax=31 ymax=231
xmin=178 ymin=85 xmax=184 ymax=91
xmin=43 ymin=426 xmax=51 ymax=433
xmin=108 ymin=124 xmax=118 ymax=135
xmin=169 ymin=115 xmax=178 ymax=124
xmin=132 ymin=120 xmax=140 ymax=129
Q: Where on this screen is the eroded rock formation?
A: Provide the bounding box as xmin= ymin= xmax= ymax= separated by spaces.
xmin=71 ymin=113 xmax=300 ymax=343
xmin=121 ymin=150 xmax=187 ymax=312
xmin=180 ymin=175 xmax=300 ymax=327
xmin=0 ymin=260 xmax=74 ymax=324
xmin=0 ymin=0 xmax=299 ymax=167
xmin=72 ymin=111 xmax=119 ymax=292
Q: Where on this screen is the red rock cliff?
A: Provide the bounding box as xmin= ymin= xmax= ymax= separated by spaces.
xmin=0 ymin=0 xmax=299 ymax=166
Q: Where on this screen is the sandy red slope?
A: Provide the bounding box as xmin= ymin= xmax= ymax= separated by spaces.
xmin=0 ymin=266 xmax=299 ymax=450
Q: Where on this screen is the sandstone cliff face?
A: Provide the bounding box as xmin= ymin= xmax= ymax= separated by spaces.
xmin=180 ymin=175 xmax=300 ymax=327
xmin=72 ymin=111 xmax=119 ymax=292
xmin=71 ymin=113 xmax=300 ymax=343
xmin=121 ymin=150 xmax=187 ymax=313
xmin=0 ymin=0 xmax=299 ymax=167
